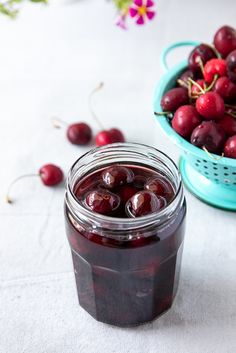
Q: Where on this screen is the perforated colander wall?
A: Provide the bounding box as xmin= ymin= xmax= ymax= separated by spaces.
xmin=185 ymin=154 xmax=236 ymax=188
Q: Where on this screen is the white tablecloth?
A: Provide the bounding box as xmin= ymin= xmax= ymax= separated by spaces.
xmin=1 ymin=1 xmax=236 ymax=352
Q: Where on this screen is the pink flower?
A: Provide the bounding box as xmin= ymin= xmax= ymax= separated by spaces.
xmin=129 ymin=0 xmax=156 ymax=25
xmin=116 ymin=13 xmax=128 ymax=30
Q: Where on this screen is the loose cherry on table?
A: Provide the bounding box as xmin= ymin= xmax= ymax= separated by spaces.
xmin=196 ymin=92 xmax=225 ymax=120
xmin=171 ymin=105 xmax=202 ymax=138
xmin=224 ymin=135 xmax=236 ymax=158
xmin=214 ymin=26 xmax=236 ymax=58
xmin=52 ymin=118 xmax=92 ymax=146
xmin=190 ymin=121 xmax=226 ymax=154
xmin=6 ymin=164 xmax=64 ymax=204
xmin=188 ymin=43 xmax=217 ymax=74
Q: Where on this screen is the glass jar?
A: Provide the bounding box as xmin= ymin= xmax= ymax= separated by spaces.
xmin=64 ymin=143 xmax=186 ymax=327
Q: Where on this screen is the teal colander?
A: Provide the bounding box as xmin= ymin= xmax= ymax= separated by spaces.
xmin=153 ymin=41 xmax=236 ymax=211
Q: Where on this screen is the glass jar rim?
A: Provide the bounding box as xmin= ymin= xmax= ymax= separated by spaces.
xmin=65 ymin=142 xmax=183 ymax=230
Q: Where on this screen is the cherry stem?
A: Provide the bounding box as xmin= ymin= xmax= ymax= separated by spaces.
xmin=51 ymin=117 xmax=68 ymax=129
xmin=5 ymin=174 xmax=39 ymax=204
xmin=225 ymin=103 xmax=236 ymax=109
xmin=188 ymin=78 xmax=205 ymax=95
xmin=154 ymin=111 xmax=172 ymax=116
xmin=177 ymin=79 xmax=188 ymax=88
xmin=202 ymin=146 xmax=224 ymax=161
xmin=88 ymin=82 xmax=105 ymax=130
xmin=197 ymin=57 xmax=205 ymax=76
xmin=227 ymin=111 xmax=236 ymax=119
xmin=205 ymin=75 xmax=218 ymax=92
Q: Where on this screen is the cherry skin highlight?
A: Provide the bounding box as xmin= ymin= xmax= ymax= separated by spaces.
xmin=214 ymin=26 xmax=236 ymax=58
xmin=160 ymin=87 xmax=188 ymax=112
xmin=145 ymin=177 xmax=174 ymax=201
xmin=171 ymin=105 xmax=202 ymax=138
xmin=196 ymin=92 xmax=225 ymax=121
xmin=203 ymin=59 xmax=227 ymax=83
xmin=126 ymin=191 xmax=166 ymax=218
xmin=85 ymin=189 xmax=121 ymax=215
xmin=67 ymin=123 xmax=92 ymax=145
xmin=190 ymin=121 xmax=226 ymax=154
xmin=224 ymin=135 xmax=236 ymax=159
xmin=39 ymin=164 xmax=64 ymax=186
xmin=102 ymin=166 xmax=134 ymax=189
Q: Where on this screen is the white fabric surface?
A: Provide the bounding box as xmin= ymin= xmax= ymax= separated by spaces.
xmin=1 ymin=1 xmax=236 ymax=352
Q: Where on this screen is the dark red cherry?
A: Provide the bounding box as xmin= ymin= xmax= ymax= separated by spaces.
xmin=66 ymin=123 xmax=92 ymax=145
xmin=126 ymin=191 xmax=166 ymax=218
xmin=85 ymin=189 xmax=120 ymax=215
xmin=39 ymin=164 xmax=64 ymax=186
xmin=117 ymin=185 xmax=138 ymax=204
xmin=145 ymin=177 xmax=173 ymax=201
xmin=172 ymin=105 xmax=202 ymax=138
xmin=102 ymin=166 xmax=134 ymax=189
xmin=203 ymin=59 xmax=227 ymax=83
xmin=214 ymin=76 xmax=236 ymax=103
xmin=178 ymin=69 xmax=195 ymax=85
xmin=226 ymin=49 xmax=236 ymax=83
xmin=95 ymin=128 xmax=125 ymax=146
xmin=217 ymin=114 xmax=236 ymax=137
xmin=196 ymin=92 xmax=225 ymax=120
xmin=214 ymin=26 xmax=236 ymax=58
xmin=133 ymin=175 xmax=147 ymax=189
xmin=224 ymin=135 xmax=236 ymax=158
xmin=191 ymin=121 xmax=226 ymax=153
xmin=188 ymin=44 xmax=216 ymax=73
xmin=160 ymin=87 xmax=189 ymax=112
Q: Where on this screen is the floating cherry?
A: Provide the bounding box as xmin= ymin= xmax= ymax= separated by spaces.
xmin=85 ymin=189 xmax=120 ymax=215
xmin=126 ymin=191 xmax=166 ymax=218
xmin=102 ymin=166 xmax=134 ymax=189
xmin=6 ymin=164 xmax=64 ymax=203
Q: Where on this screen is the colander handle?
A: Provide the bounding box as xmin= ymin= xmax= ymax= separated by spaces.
xmin=161 ymin=41 xmax=200 ymax=72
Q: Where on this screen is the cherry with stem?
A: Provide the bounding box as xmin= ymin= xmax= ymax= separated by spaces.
xmin=5 ymin=164 xmax=64 ymax=204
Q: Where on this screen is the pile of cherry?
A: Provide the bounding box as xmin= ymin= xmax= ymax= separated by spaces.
xmin=158 ymin=25 xmax=236 ymax=159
